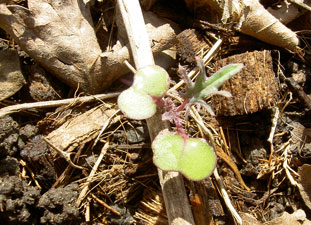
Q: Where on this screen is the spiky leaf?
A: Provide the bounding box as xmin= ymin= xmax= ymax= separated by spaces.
xmin=184 ymin=60 xmax=243 ymax=102
xmin=199 ymin=63 xmax=243 ymax=98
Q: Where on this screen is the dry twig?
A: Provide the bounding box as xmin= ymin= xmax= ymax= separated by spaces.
xmin=268 ymin=107 xmax=280 ymax=163
xmin=117 ymin=0 xmax=195 ymax=224
xmin=76 ymin=140 xmax=110 ymax=206
xmin=0 ymin=92 xmax=120 ymax=118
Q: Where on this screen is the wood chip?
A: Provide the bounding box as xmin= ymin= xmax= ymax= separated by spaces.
xmin=211 ymin=50 xmax=280 ymax=116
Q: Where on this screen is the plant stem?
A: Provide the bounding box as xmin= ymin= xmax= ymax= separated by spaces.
xmin=174 ymin=114 xmax=188 ymax=140
xmin=176 ymin=99 xmax=189 ymax=112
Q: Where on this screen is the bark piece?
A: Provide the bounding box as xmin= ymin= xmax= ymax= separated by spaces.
xmin=176 ymin=29 xmax=210 ymax=66
xmin=211 ymin=50 xmax=280 ymax=116
xmin=0 ymin=49 xmax=25 ymax=101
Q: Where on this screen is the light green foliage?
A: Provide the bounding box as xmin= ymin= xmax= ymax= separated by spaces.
xmin=179 ymin=138 xmax=217 ymax=180
xmin=152 ymin=129 xmax=217 ymax=181
xmin=117 ymin=65 xmax=170 ymax=120
xmin=184 ymin=61 xmax=243 ymax=115
xmin=118 ymin=87 xmax=156 ymax=120
xmin=133 ymin=66 xmax=170 ymax=97
xmin=152 ymin=130 xmax=183 ymax=170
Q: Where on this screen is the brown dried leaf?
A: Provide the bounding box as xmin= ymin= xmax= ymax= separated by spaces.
xmin=0 ymin=1 xmax=105 ymax=93
xmin=184 ymin=0 xmax=299 ymax=52
xmin=265 ymin=209 xmax=310 ymax=225
xmin=0 ymin=49 xmax=25 ymax=101
xmin=46 ymin=107 xmax=119 ymax=152
xmin=241 ymin=209 xmax=311 ymax=225
xmin=0 ymin=2 xmax=178 ymax=93
xmin=298 ymin=164 xmax=311 ymax=210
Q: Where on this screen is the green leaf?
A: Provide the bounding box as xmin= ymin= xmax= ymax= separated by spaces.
xmin=185 ymin=62 xmax=243 ymax=101
xmin=152 ymin=129 xmax=184 ymax=170
xmin=133 ymin=65 xmax=170 ymax=97
xmin=179 ymin=138 xmax=216 ymax=180
xmin=152 ymin=129 xmax=217 ymax=181
xmin=118 ymin=87 xmax=156 ymax=120
xmin=199 ymin=63 xmax=243 ymax=98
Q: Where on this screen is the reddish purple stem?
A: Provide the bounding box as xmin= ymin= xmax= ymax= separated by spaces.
xmin=176 ymin=99 xmax=188 ymax=112
xmin=152 ymin=96 xmax=166 ymax=108
xmin=152 ymin=95 xmax=189 ymax=139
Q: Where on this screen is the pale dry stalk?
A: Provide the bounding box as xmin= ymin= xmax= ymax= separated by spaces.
xmin=117 ymin=0 xmax=195 ymax=224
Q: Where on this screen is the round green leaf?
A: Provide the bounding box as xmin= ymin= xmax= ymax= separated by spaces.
xmin=152 ymin=130 xmax=217 ymax=181
xmin=133 ymin=65 xmax=169 ymax=97
xmin=117 ymin=87 xmax=156 ymax=120
xmin=152 ymin=129 xmax=184 ymax=171
xmin=179 ymin=138 xmax=216 ymax=181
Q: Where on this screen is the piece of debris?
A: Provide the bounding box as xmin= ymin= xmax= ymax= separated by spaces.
xmin=0 ymin=49 xmax=25 ymax=101
xmin=211 ymin=50 xmax=280 ymax=116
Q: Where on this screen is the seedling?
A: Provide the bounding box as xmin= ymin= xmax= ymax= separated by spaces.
xmin=118 ymin=59 xmax=243 ymax=180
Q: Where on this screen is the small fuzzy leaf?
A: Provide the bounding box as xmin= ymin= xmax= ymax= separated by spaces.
xmin=152 ymin=129 xmax=184 ymax=170
xmin=118 ymin=87 xmax=156 ymax=120
xmin=179 ymin=138 xmax=216 ymax=180
xmin=192 ymin=58 xmax=208 ymax=94
xmin=152 ymin=130 xmax=217 ymax=181
xmin=133 ymin=65 xmax=170 ymax=97
xmin=199 ymin=63 xmax=243 ymax=98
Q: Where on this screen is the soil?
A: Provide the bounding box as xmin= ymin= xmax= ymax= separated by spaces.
xmin=0 ymin=0 xmax=311 ymax=225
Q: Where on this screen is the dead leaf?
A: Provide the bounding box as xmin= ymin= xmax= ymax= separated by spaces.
xmin=241 ymin=209 xmax=311 ymax=225
xmin=0 ymin=49 xmax=25 ymax=101
xmin=184 ymin=0 xmax=299 ymax=52
xmin=46 ymin=106 xmax=120 ymax=152
xmin=0 ymin=0 xmax=105 ymax=93
xmin=265 ymin=209 xmax=309 ymax=225
xmin=0 ymin=2 xmax=178 ymax=94
xmin=298 ymin=164 xmax=311 ymax=210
